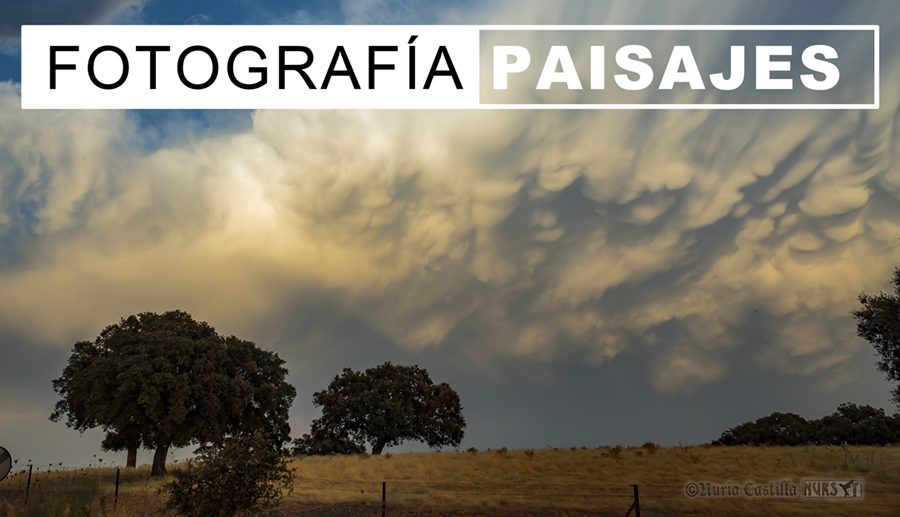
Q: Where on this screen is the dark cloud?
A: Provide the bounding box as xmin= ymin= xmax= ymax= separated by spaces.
xmin=0 ymin=0 xmax=146 ymax=39
xmin=336 ymin=0 xmax=478 ymax=24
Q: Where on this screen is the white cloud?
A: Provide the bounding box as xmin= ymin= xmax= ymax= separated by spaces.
xmin=185 ymin=14 xmax=213 ymax=25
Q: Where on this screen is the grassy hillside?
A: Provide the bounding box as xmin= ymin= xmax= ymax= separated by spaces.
xmin=287 ymin=445 xmax=900 ymax=516
xmin=1 ymin=445 xmax=899 ymax=516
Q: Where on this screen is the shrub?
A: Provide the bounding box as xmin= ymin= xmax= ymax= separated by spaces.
xmin=641 ymin=442 xmax=660 ymax=454
xmin=609 ymin=446 xmax=623 ymax=459
xmin=161 ymin=433 xmax=294 ymax=517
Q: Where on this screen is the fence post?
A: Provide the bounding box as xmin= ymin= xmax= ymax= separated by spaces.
xmin=24 ymin=465 xmax=33 ymax=506
xmin=382 ymin=481 xmax=386 ymax=517
xmin=631 ymin=484 xmax=641 ymax=517
xmin=114 ymin=467 xmax=120 ymax=511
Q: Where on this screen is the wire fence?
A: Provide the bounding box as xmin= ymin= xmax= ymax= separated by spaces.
xmin=285 ymin=476 xmax=900 ymax=514
xmin=3 ymin=463 xmax=900 ymax=515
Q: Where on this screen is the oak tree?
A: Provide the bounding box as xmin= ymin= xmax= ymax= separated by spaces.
xmin=300 ymin=362 xmax=465 ymax=455
xmin=51 ymin=310 xmax=296 ymax=476
xmin=852 ymin=267 xmax=900 ymax=407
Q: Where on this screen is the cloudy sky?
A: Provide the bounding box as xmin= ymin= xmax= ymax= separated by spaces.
xmin=1 ymin=0 xmax=900 ymax=469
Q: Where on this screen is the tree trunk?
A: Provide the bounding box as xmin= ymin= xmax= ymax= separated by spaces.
xmin=151 ymin=444 xmax=169 ymax=477
xmin=126 ymin=446 xmax=137 ymax=468
xmin=372 ymin=438 xmax=386 ymax=455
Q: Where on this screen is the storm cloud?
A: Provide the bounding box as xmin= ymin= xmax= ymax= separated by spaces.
xmin=0 ymin=0 xmax=147 ymax=39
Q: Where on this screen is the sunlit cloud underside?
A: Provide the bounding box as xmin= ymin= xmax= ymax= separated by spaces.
xmin=1 ymin=0 xmax=899 ymax=401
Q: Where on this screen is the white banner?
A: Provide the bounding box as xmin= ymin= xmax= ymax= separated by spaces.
xmin=21 ymin=25 xmax=878 ymax=109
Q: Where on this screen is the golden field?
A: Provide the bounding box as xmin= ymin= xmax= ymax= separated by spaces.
xmin=1 ymin=445 xmax=899 ymax=516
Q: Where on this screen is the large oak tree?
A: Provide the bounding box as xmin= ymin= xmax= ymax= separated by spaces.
xmin=51 ymin=310 xmax=296 ymax=476
xmin=852 ymin=267 xmax=900 ymax=407
xmin=298 ymin=362 xmax=465 ymax=455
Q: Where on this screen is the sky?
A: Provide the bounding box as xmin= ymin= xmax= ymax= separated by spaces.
xmin=1 ymin=0 xmax=900 ymax=470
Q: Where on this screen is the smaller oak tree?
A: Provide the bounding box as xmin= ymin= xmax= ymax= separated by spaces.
xmin=298 ymin=362 xmax=465 ymax=455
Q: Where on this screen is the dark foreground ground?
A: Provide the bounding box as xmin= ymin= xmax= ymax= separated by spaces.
xmin=279 ymin=503 xmax=621 ymax=516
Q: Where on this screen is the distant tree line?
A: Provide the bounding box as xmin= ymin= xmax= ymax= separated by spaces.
xmin=712 ymin=403 xmax=900 ymax=446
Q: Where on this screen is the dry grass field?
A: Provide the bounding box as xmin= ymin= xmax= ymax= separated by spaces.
xmin=0 ymin=465 xmax=163 ymax=517
xmin=286 ymin=444 xmax=900 ymax=516
xmin=1 ymin=445 xmax=899 ymax=516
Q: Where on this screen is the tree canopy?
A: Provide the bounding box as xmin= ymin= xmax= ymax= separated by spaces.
xmin=296 ymin=362 xmax=465 ymax=455
xmin=712 ymin=403 xmax=900 ymax=446
xmin=51 ymin=310 xmax=296 ymax=476
xmin=852 ymin=267 xmax=900 ymax=407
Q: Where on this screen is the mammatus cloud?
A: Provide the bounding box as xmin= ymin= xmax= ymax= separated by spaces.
xmin=2 ymin=0 xmax=900 ymax=399
xmin=2 ymin=79 xmax=900 ymax=397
